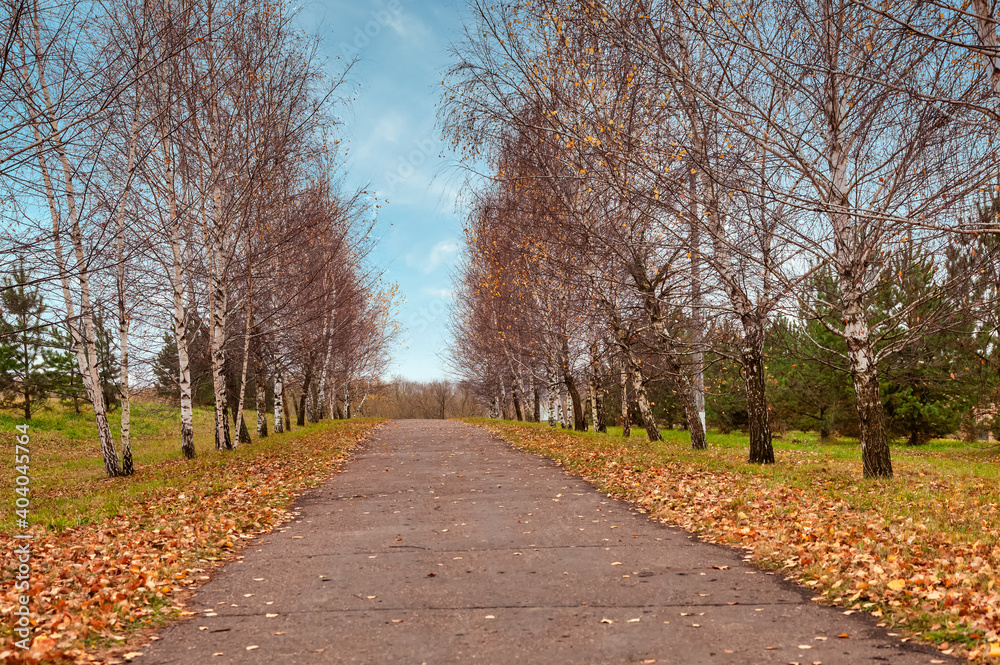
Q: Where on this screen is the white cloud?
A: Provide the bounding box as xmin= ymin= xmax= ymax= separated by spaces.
xmin=407 ymin=240 xmax=459 ymax=274
xmin=422 ymin=287 xmax=454 ymax=299
xmin=386 ymin=6 xmax=435 ymax=47
xmin=371 ymin=110 xmax=408 ymax=146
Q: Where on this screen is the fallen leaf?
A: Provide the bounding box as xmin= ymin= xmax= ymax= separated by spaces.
xmin=887 ymin=579 xmax=906 ymax=591
xmin=601 ymin=618 xmax=613 ymax=624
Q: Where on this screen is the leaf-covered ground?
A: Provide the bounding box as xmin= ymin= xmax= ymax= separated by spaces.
xmin=468 ymin=419 xmax=1000 ymax=661
xmin=1 ymin=417 xmax=383 ymax=664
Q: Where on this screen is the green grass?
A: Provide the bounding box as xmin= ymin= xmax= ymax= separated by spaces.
xmin=499 ymin=418 xmax=1000 ymax=480
xmin=0 ymin=399 xmax=357 ymax=532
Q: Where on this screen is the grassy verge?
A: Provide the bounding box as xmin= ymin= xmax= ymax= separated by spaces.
xmin=465 ymin=418 xmax=1000 ymax=661
xmin=1 ymin=401 xmax=383 ymax=663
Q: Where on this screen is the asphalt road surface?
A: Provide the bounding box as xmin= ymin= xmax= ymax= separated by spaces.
xmin=137 ymin=419 xmax=947 ymax=665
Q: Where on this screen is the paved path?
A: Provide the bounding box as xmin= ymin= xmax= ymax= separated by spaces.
xmin=138 ymin=420 xmax=945 ymax=665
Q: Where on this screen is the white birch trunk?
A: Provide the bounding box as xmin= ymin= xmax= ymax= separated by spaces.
xmin=619 ymin=357 xmax=630 ymax=437
xmin=547 ymin=360 xmax=557 ymax=428
xmin=233 ymin=305 xmax=252 ymax=446
xmin=18 ymin=21 xmax=120 ymax=475
xmin=113 ymin=97 xmax=142 ymax=477
xmin=559 ymin=379 xmax=569 ymax=429
xmin=160 ymin=117 xmax=195 ymax=459
xmin=273 ymin=372 xmax=285 ymax=433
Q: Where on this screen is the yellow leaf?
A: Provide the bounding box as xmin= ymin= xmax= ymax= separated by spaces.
xmin=887 ymin=579 xmax=906 ymax=591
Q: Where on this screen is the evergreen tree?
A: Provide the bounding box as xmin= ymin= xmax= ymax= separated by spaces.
xmin=41 ymin=326 xmax=88 ymax=413
xmin=92 ymin=309 xmax=121 ymax=412
xmin=767 ymin=269 xmax=856 ymax=440
xmin=0 ymin=266 xmax=49 ymax=420
xmin=875 ymin=241 xmax=979 ymax=445
xmin=152 ymin=313 xmax=214 ymax=405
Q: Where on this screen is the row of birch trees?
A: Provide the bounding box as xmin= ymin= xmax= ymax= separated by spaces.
xmin=441 ymin=0 xmax=1000 ymax=478
xmin=0 ymin=0 xmax=399 ymax=476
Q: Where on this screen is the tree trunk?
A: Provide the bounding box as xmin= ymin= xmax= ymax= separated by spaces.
xmin=298 ymin=371 xmax=312 ymax=427
xmin=273 ymin=372 xmax=285 ymax=433
xmin=673 ymin=367 xmax=707 ymax=450
xmin=118 ymin=318 xmax=133 ymax=476
xmin=631 ymin=269 xmax=705 ymax=449
xmin=232 ymin=404 xmax=251 ymax=444
xmin=157 ymin=83 xmax=194 ymax=460
xmin=20 ymin=28 xmax=120 ymax=476
xmin=588 ymin=359 xmax=598 ymax=432
xmin=547 ymin=360 xmax=558 ymax=428
xmin=309 ymin=383 xmax=319 ymax=423
xmin=595 ymin=376 xmax=607 ymax=433
xmin=114 ymin=104 xmax=140 ymax=477
xmin=559 ymin=337 xmax=586 ymax=431
xmin=559 ymin=379 xmax=569 ymax=429
xmin=742 ymin=316 xmax=774 ymax=464
xmin=845 ymin=303 xmax=892 ymax=477
xmin=619 ymin=358 xmax=630 ymax=437
xmin=177 ymin=311 xmax=195 ymax=459
xmin=207 ymin=278 xmax=231 ymax=450
xmin=255 ymin=366 xmax=268 ymax=438
xmin=512 ymin=383 xmax=523 ymax=421
xmin=631 ymin=365 xmax=661 ymax=442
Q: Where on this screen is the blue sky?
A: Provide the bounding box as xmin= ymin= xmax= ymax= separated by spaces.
xmin=297 ymin=0 xmax=472 ymax=381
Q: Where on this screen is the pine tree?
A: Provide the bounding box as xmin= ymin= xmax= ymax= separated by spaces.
xmin=41 ymin=326 xmax=88 ymax=414
xmin=92 ymin=310 xmax=121 ymax=412
xmin=875 ymin=242 xmax=979 ymax=445
xmin=0 ymin=266 xmax=49 ymax=420
xmin=767 ymin=269 xmax=856 ymax=440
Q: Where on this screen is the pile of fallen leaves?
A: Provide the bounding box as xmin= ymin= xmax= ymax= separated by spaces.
xmin=1 ymin=419 xmax=382 ymax=664
xmin=474 ymin=420 xmax=1000 ymax=661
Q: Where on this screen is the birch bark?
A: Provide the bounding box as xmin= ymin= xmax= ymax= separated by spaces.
xmin=273 ymin=372 xmax=285 ymax=433
xmin=18 ymin=14 xmax=121 ymax=475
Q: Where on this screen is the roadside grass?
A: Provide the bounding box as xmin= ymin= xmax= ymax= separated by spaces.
xmin=1 ymin=400 xmax=384 ymax=663
xmin=466 ymin=418 xmax=1000 ymax=661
